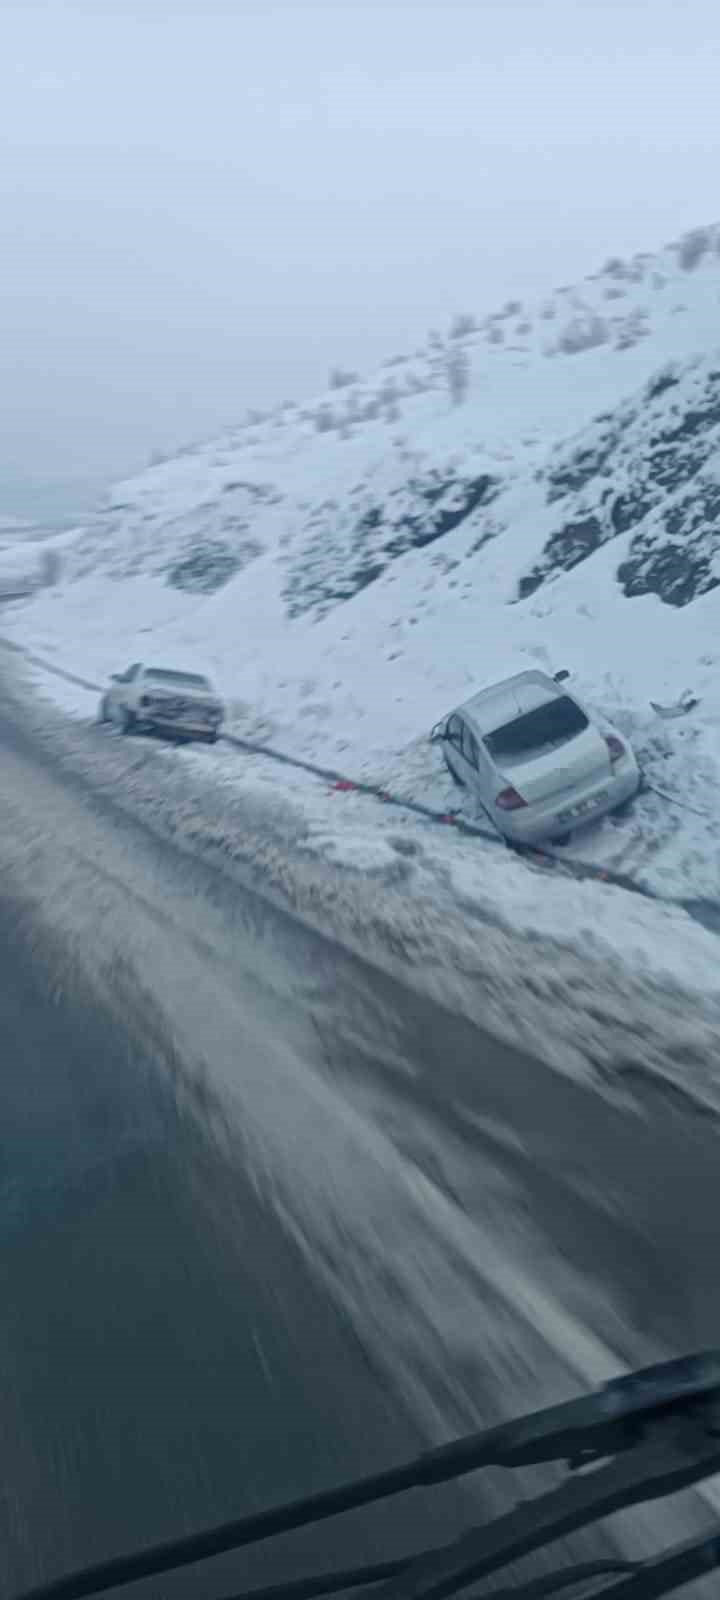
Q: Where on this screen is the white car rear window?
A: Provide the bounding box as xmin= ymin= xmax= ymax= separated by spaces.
xmin=484 ymin=696 xmax=588 ymax=762
xmin=145 ymin=670 xmax=210 ymax=689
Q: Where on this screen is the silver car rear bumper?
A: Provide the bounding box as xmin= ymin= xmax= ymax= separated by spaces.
xmin=496 ymin=758 xmax=640 ymax=845
xmin=150 ymin=721 xmax=219 ymax=736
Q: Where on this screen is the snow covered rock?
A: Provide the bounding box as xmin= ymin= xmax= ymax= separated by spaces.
xmin=518 ymin=358 xmax=720 ymax=606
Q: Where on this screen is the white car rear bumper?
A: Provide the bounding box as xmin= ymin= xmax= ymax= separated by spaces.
xmin=495 ymin=756 xmax=640 ymax=846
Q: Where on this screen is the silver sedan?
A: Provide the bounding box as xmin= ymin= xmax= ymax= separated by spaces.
xmin=432 ymin=668 xmax=640 ymax=845
xmin=98 ymin=664 xmax=225 ymax=743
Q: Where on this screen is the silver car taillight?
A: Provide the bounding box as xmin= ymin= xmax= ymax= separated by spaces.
xmin=495 ymin=786 xmax=528 ymax=811
xmin=605 ymin=734 xmax=625 ymax=763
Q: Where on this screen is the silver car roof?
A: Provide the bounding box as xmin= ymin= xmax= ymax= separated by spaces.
xmin=459 ymin=670 xmax=561 ymax=737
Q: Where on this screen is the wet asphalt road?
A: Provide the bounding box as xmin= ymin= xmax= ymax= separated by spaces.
xmin=2 ymin=695 xmax=720 ymax=1599
xmin=0 ymin=896 xmax=480 ymax=1600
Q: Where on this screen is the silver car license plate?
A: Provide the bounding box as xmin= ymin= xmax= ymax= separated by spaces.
xmin=557 ymin=789 xmax=608 ymax=823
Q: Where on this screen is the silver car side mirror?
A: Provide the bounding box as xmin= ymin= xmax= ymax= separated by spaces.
xmin=430 ymin=720 xmax=447 ymax=743
xmin=553 ymin=669 xmax=570 ymax=683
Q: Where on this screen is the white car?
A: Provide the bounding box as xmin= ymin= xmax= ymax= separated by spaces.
xmin=98 ymin=663 xmax=225 ymax=743
xmin=432 ymin=668 xmax=640 ymax=845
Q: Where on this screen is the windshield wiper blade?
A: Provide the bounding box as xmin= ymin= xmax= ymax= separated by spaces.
xmin=377 ymin=1389 xmax=720 ymax=1600
xmin=217 ymin=1558 xmax=639 ymax=1600
xmin=495 ymin=1530 xmax=720 ymax=1600
xmin=219 ymin=1533 xmax=720 ymax=1600
xmin=575 ymin=1528 xmax=720 ymax=1598
xmin=213 ymin=1529 xmax=720 ymax=1600
xmin=13 ymin=1351 xmax=720 ymax=1600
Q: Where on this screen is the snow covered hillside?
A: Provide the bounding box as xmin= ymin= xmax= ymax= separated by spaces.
xmin=4 ymin=222 xmax=720 ymax=905
xmin=0 ymin=515 xmax=59 ymax=592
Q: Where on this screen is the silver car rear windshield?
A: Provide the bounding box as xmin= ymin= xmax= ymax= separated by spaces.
xmin=484 ymin=695 xmax=589 ymax=762
xmin=145 ymin=669 xmax=210 ymax=689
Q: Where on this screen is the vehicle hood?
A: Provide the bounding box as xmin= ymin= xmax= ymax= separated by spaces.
xmin=500 ymin=725 xmax=611 ymax=805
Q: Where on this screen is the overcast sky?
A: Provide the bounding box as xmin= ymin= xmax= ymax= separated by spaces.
xmin=1 ymin=0 xmax=719 ymax=519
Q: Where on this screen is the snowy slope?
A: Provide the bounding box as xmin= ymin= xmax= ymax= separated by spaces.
xmin=4 ymin=221 xmax=720 ymax=907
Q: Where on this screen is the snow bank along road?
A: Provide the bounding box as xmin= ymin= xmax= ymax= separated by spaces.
xmin=2 ymin=683 xmax=720 ymax=1596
